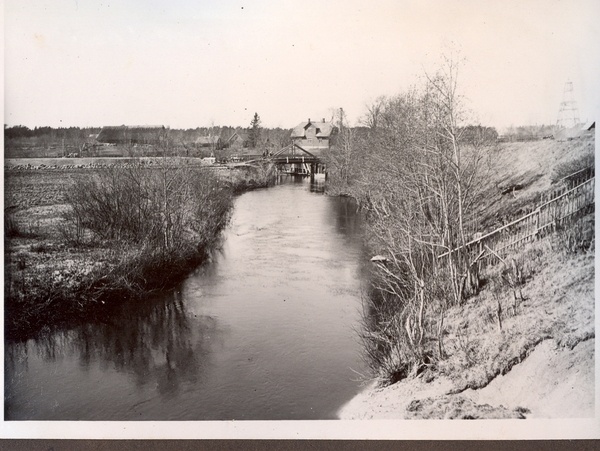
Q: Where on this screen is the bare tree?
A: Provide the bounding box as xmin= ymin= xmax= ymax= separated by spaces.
xmin=332 ymin=56 xmax=492 ymax=382
xmin=361 ymin=95 xmax=386 ymax=130
xmin=325 ymin=108 xmax=357 ymax=193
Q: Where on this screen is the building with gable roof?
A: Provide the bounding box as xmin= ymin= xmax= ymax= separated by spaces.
xmin=195 ymin=135 xmax=222 ymax=149
xmin=223 ymin=130 xmax=248 ymax=149
xmin=290 ymin=118 xmax=336 ymax=155
xmin=97 ymin=125 xmax=168 ymax=145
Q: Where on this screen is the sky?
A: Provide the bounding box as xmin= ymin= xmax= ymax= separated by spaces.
xmin=4 ymin=0 xmax=600 ymax=130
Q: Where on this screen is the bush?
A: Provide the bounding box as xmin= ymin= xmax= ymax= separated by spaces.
xmin=359 ymin=248 xmax=449 ymax=385
xmin=64 ymin=162 xmax=234 ymax=292
xmin=68 ymin=163 xmax=228 ymax=242
xmin=5 ymin=160 xmax=274 ymax=340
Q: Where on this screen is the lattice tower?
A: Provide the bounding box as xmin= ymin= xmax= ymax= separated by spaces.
xmin=556 ymin=81 xmax=580 ymax=128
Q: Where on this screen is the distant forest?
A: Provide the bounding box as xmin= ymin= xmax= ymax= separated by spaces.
xmin=3 ymin=124 xmax=293 ymax=159
xmin=4 ymin=124 xmax=291 ymax=144
xmin=8 ymin=123 xmax=563 ymax=141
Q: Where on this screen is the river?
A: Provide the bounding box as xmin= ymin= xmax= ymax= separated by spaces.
xmin=4 ymin=175 xmax=370 ymax=420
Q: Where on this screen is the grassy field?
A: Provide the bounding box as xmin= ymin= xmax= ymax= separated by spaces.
xmin=4 ymin=142 xmax=207 ymax=160
xmin=4 ymin=156 xmax=208 ymax=169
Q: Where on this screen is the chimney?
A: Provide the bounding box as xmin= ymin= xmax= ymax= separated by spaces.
xmin=322 ymin=118 xmax=325 ymax=123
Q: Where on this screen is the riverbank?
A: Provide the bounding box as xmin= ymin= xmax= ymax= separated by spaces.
xmin=339 ymin=226 xmax=595 ymax=419
xmin=4 ymin=163 xmax=275 ymax=341
xmin=336 ymin=135 xmax=595 ymax=420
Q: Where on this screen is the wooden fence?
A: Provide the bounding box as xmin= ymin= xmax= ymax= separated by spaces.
xmin=439 ymin=176 xmax=595 ymax=265
xmin=557 ymin=166 xmax=595 ymax=190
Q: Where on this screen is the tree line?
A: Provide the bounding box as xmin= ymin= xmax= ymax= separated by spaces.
xmin=4 ymin=117 xmax=292 ymax=159
xmin=4 ymin=125 xmax=101 ymax=140
xmin=4 ymin=120 xmax=290 ymax=149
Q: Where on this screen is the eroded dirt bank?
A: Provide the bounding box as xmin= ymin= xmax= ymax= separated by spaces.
xmin=339 ymin=337 xmax=594 ymax=419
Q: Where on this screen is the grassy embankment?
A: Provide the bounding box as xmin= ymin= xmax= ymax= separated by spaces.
xmin=342 ymin=135 xmax=595 ymax=419
xmin=4 ymin=159 xmax=275 ymax=341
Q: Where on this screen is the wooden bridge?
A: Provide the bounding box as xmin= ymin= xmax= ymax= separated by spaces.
xmin=241 ymin=143 xmax=327 ymax=176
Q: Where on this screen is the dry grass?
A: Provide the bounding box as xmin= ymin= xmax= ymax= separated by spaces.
xmin=436 ymin=224 xmax=595 ymax=393
xmin=474 ymin=135 xmax=594 ymax=231
xmin=428 ymin=136 xmax=596 ymax=393
xmin=341 ymin=135 xmax=595 ymax=419
xmin=341 ymin=223 xmax=595 ymax=419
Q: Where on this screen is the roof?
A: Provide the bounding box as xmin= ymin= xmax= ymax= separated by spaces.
xmin=584 ymin=121 xmax=595 ymax=131
xmin=97 ymin=126 xmax=166 ymax=144
xmin=290 ymin=119 xmax=335 ymax=139
xmin=195 ymin=135 xmax=220 ymax=146
xmin=227 ymin=131 xmax=248 ymax=143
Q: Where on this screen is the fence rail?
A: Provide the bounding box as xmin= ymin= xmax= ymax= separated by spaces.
xmin=554 ymin=165 xmax=595 ymax=191
xmin=439 ymin=176 xmax=595 ymax=264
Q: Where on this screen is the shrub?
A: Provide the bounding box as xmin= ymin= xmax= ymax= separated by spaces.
xmin=63 ymin=161 xmax=234 ymax=293
xmin=359 ymin=247 xmax=449 ymax=385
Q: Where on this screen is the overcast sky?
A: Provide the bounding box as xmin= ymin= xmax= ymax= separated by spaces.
xmin=4 ymin=0 xmax=600 ymax=130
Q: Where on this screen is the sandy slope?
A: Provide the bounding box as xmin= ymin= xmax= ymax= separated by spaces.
xmin=338 ymin=337 xmax=594 ymax=419
xmin=462 ymin=338 xmax=594 ymax=418
xmin=338 ymin=375 xmax=454 ymax=420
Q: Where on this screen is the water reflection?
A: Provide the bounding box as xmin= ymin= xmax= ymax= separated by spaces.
xmin=274 ymin=174 xmax=326 ymax=193
xmin=329 ymin=196 xmax=363 ymax=239
xmin=5 ymin=290 xmax=220 ymax=415
xmin=309 ymin=176 xmax=326 ymax=193
xmin=277 ymin=174 xmax=361 ymax=238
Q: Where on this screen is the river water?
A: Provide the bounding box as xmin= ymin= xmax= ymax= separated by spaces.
xmin=5 ymin=176 xmax=370 ymax=420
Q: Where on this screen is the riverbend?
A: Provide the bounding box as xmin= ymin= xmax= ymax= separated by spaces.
xmin=5 ymin=176 xmax=370 ymax=420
